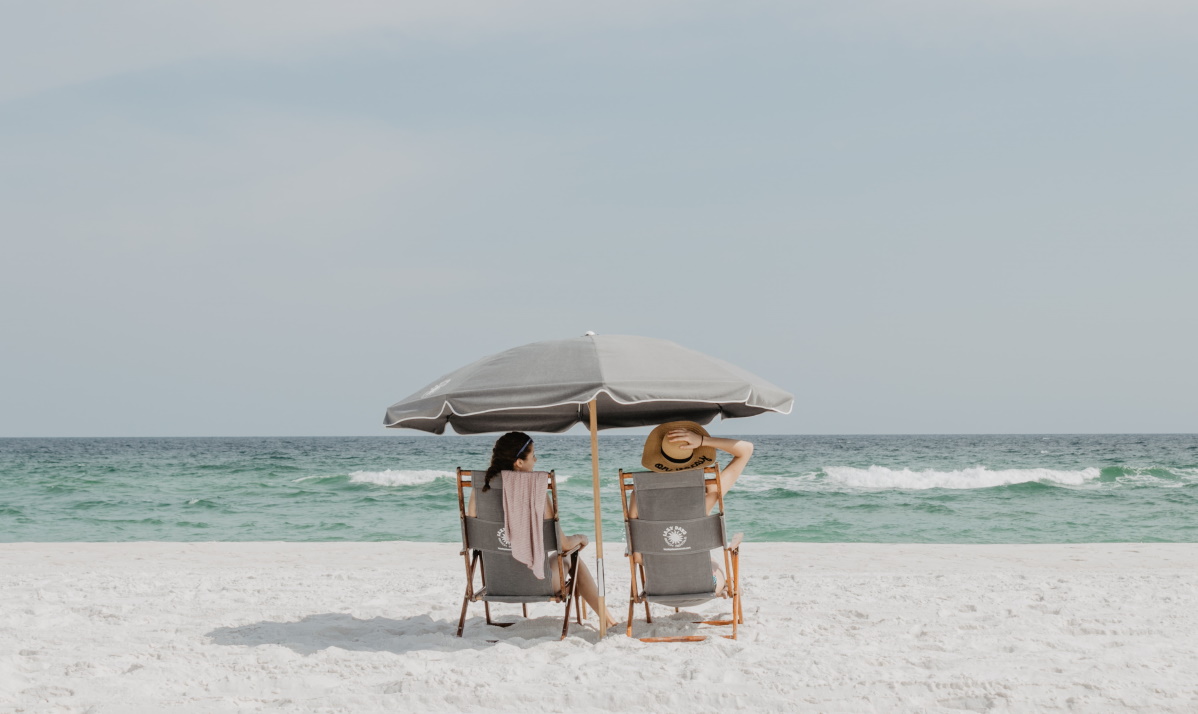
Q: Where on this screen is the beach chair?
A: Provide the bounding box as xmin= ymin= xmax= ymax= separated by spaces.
xmin=619 ymin=466 xmax=744 ymax=642
xmin=455 ymin=468 xmax=585 ymax=640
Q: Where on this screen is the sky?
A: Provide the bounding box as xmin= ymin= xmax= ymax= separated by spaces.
xmin=1 ymin=1 xmax=1195 ymax=437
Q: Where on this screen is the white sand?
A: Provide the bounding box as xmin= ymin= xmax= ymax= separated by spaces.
xmin=3 ymin=542 xmax=1197 ymax=713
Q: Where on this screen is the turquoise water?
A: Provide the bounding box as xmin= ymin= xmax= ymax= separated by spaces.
xmin=1 ymin=435 xmax=1195 ymax=543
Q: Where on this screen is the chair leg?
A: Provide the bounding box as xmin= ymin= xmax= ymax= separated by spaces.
xmin=627 ymin=563 xmax=639 ymax=638
xmin=456 ymin=595 xmax=470 ymax=637
xmin=485 ymin=601 xmax=494 ymax=625
xmin=458 ymin=550 xmax=478 ymax=637
xmin=522 ymin=603 xmax=529 ymax=619
xmin=560 ymin=593 xmax=573 ymax=640
xmin=732 ymin=550 xmax=744 ymax=624
xmin=644 ymin=600 xmax=652 ymax=623
xmin=561 ymin=552 xmax=582 ymax=639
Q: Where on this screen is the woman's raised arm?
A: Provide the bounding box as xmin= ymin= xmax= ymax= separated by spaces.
xmin=665 ymin=429 xmax=754 ymax=513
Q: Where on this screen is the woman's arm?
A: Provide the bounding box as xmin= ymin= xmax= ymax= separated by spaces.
xmin=559 ymin=530 xmax=588 ymax=551
xmin=666 ymin=429 xmax=754 ymax=513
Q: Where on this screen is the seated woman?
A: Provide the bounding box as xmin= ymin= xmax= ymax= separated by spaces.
xmin=632 ymin=421 xmax=754 ymax=594
xmin=467 ymin=431 xmax=618 ymax=626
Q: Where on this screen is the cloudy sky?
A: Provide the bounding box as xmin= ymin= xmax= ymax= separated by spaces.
xmin=2 ymin=1 xmax=1195 ymax=437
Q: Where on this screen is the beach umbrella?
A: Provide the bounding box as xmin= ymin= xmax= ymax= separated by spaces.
xmin=383 ymin=333 xmax=793 ymax=636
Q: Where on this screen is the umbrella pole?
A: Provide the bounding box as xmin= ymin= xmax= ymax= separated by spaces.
xmin=588 ymin=398 xmax=607 ymax=638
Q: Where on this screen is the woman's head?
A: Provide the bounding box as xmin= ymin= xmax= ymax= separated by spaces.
xmin=641 ymin=421 xmax=716 ymax=472
xmin=483 ymin=431 xmax=535 ymax=490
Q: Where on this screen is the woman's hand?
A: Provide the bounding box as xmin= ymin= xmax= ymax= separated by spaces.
xmin=666 ymin=429 xmax=704 ymax=450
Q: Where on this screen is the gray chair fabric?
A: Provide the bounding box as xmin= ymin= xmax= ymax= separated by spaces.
xmin=456 ymin=469 xmax=583 ymax=639
xmin=466 ymin=474 xmax=561 ymax=602
xmin=627 ymin=469 xmax=726 ymax=607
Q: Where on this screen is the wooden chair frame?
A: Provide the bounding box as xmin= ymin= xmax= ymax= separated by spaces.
xmin=619 ymin=465 xmax=744 ymax=642
xmin=456 ymin=468 xmax=586 ymax=640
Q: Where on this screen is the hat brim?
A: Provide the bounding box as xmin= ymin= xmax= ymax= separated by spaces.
xmin=641 ymin=421 xmax=719 ymax=473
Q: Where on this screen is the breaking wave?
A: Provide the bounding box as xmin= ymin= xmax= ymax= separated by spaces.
xmin=823 ymin=466 xmax=1102 ymax=490
xmin=347 ymin=470 xmax=456 ymax=487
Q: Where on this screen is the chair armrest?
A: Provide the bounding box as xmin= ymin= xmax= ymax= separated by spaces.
xmin=560 ymin=543 xmax=585 ymax=558
xmin=728 ymin=533 xmax=744 ymax=553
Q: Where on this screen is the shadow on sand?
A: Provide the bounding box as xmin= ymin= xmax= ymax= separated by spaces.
xmin=206 ymin=612 xmax=603 ymax=655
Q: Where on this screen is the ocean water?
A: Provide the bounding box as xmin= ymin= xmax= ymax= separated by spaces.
xmin=1 ymin=435 xmax=1195 ymax=544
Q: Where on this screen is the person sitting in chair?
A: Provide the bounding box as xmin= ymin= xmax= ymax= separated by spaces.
xmin=467 ymin=431 xmax=618 ymax=626
xmin=633 ymin=421 xmax=754 ymax=594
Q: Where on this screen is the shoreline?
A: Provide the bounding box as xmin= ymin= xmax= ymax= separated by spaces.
xmin=6 ymin=538 xmax=1198 ymax=561
xmin=7 ymin=540 xmax=1196 ymax=571
xmin=4 ymin=542 xmax=1197 ymax=712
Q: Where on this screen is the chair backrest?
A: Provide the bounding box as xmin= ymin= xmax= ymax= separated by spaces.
xmin=458 ymin=469 xmax=560 ymax=599
xmin=623 ymin=468 xmax=727 ymax=599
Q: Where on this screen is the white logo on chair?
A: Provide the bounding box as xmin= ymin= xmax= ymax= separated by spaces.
xmin=663 ymin=525 xmax=689 ymax=550
xmin=497 ymin=527 xmax=511 ymax=550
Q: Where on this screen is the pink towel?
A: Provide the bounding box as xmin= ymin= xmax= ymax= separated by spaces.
xmin=501 ymin=470 xmax=548 ymax=579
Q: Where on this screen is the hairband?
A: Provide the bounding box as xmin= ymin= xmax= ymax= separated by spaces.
xmin=514 ymin=437 xmax=532 ymax=459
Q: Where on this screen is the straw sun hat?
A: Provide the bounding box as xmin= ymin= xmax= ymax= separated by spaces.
xmin=641 ymin=421 xmax=718 ymax=473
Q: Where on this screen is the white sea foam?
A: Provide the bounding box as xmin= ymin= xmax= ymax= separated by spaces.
xmin=347 ymin=470 xmax=455 ymax=487
xmin=1113 ymin=466 xmax=1196 ymax=488
xmin=324 ymin=470 xmax=573 ymax=487
xmin=731 ymin=472 xmax=823 ymax=493
xmin=823 ymin=466 xmax=1102 ymax=490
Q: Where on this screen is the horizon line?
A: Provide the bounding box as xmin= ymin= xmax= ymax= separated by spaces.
xmin=1 ymin=432 xmax=1193 ymax=439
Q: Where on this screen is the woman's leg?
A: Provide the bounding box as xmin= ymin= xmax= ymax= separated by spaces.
xmin=713 ymin=559 xmax=727 ymax=595
xmin=574 ymin=559 xmax=619 ymax=624
xmin=552 ymin=554 xmax=618 ymax=624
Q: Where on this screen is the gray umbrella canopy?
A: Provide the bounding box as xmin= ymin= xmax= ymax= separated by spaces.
xmin=383 ymin=334 xmax=794 ymax=435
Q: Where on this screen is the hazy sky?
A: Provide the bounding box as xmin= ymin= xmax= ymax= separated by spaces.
xmin=2 ymin=1 xmax=1195 ymax=437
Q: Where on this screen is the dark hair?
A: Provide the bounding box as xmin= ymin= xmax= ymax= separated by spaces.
xmin=483 ymin=431 xmax=533 ymax=492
